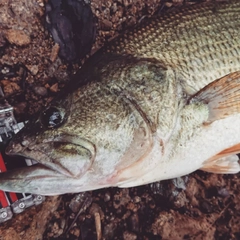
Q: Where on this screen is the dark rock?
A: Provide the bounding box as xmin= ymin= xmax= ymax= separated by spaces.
xmin=103 ymin=222 xmax=118 ymax=240
xmin=0 ymin=33 xmax=6 ymax=48
xmin=217 ymin=188 xmax=230 ymax=198
xmin=201 ymin=200 xmax=213 ymax=213
xmin=45 ymin=0 xmax=96 ymax=61
xmin=130 ymin=213 xmax=139 ymax=232
xmin=69 ymin=192 xmax=92 ymax=213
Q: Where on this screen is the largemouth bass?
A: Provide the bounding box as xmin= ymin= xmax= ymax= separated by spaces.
xmin=1 ymin=0 xmax=240 ymax=195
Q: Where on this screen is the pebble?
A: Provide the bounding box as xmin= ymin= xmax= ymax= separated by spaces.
xmin=50 ymin=83 xmax=59 ymax=92
xmin=123 ymin=231 xmax=137 ymax=240
xmin=133 ymin=196 xmax=141 ymax=203
xmin=201 ymin=200 xmax=213 ymax=213
xmin=130 ymin=213 xmax=139 ymax=232
xmin=172 ymin=191 xmax=188 ymax=209
xmin=69 ymin=192 xmax=93 ymax=213
xmin=14 ymin=102 xmax=27 ymax=115
xmin=104 ymin=192 xmax=111 ymax=202
xmin=50 ymin=43 xmax=60 ymax=62
xmin=70 ymin=227 xmax=81 ymax=237
xmin=49 ymin=221 xmax=64 ymax=237
xmin=89 ymin=203 xmax=104 ymax=220
xmin=103 ymin=222 xmax=117 ymax=239
xmin=217 ymin=188 xmax=230 ymax=198
xmin=5 ymin=29 xmax=31 ymax=46
xmin=172 ymin=177 xmax=188 ymax=190
xmin=0 ymin=33 xmax=6 ymax=47
xmin=69 ymin=193 xmax=85 ymax=213
xmin=101 ymin=19 xmax=112 ymax=30
xmin=26 ymin=65 xmax=38 ymax=75
xmin=26 ymin=65 xmax=39 ymax=75
xmin=113 ymin=189 xmax=131 ymax=209
xmin=33 ymin=86 xmax=48 ymax=96
xmin=2 ymin=80 xmax=20 ymax=95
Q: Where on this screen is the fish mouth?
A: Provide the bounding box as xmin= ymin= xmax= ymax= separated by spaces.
xmin=5 ymin=134 xmax=96 ymax=178
xmin=0 ymin=134 xmax=97 ymax=195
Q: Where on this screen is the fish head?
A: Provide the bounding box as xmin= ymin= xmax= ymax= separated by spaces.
xmin=2 ymin=56 xmax=180 ymax=195
xmin=3 ymin=94 xmax=97 ymax=195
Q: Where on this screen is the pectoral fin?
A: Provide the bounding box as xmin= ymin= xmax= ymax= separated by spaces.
xmin=201 ymin=144 xmax=240 ymax=174
xmin=189 ymin=71 xmax=240 ymax=122
xmin=191 ymin=72 xmax=240 ymax=174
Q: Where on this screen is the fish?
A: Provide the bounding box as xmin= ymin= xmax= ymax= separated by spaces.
xmin=1 ymin=0 xmax=240 ymax=195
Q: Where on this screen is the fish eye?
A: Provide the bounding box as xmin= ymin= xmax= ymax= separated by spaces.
xmin=41 ymin=107 xmax=65 ymax=129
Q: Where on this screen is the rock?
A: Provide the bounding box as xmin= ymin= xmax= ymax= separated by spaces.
xmin=45 ymin=0 xmax=96 ymax=61
xmin=104 ymin=192 xmax=111 ymax=202
xmin=26 ymin=65 xmax=39 ymax=75
xmin=1 ymin=80 xmax=20 ymax=95
xmin=14 ymin=102 xmax=27 ymax=115
xmin=5 ymin=29 xmax=31 ymax=46
xmin=49 ymin=83 xmax=58 ymax=93
xmin=123 ymin=231 xmax=137 ymax=240
xmin=33 ymin=86 xmax=48 ymax=97
xmin=130 ymin=213 xmax=139 ymax=232
xmin=69 ymin=192 xmax=93 ymax=213
xmin=103 ymin=222 xmax=117 ymax=239
xmin=100 ymin=19 xmax=112 ymax=30
xmin=70 ymin=227 xmax=81 ymax=237
xmin=0 ymin=32 xmax=6 ymax=47
xmin=50 ymin=43 xmax=60 ymax=62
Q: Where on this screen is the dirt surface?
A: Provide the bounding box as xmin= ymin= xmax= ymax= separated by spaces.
xmin=1 ymin=0 xmax=240 ymax=239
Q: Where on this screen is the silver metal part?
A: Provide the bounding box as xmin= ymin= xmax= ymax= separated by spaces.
xmin=33 ymin=194 xmax=45 ymax=205
xmin=11 ymin=194 xmax=45 ymax=214
xmin=0 ymin=206 xmax=13 ymax=223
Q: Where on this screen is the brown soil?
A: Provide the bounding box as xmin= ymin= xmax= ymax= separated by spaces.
xmin=0 ymin=0 xmax=240 ymax=239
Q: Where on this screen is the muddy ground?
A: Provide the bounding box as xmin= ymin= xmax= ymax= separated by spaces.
xmin=0 ymin=0 xmax=240 ymax=239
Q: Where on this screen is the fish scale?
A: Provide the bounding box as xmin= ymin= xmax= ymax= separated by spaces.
xmin=105 ymin=0 xmax=240 ymax=95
